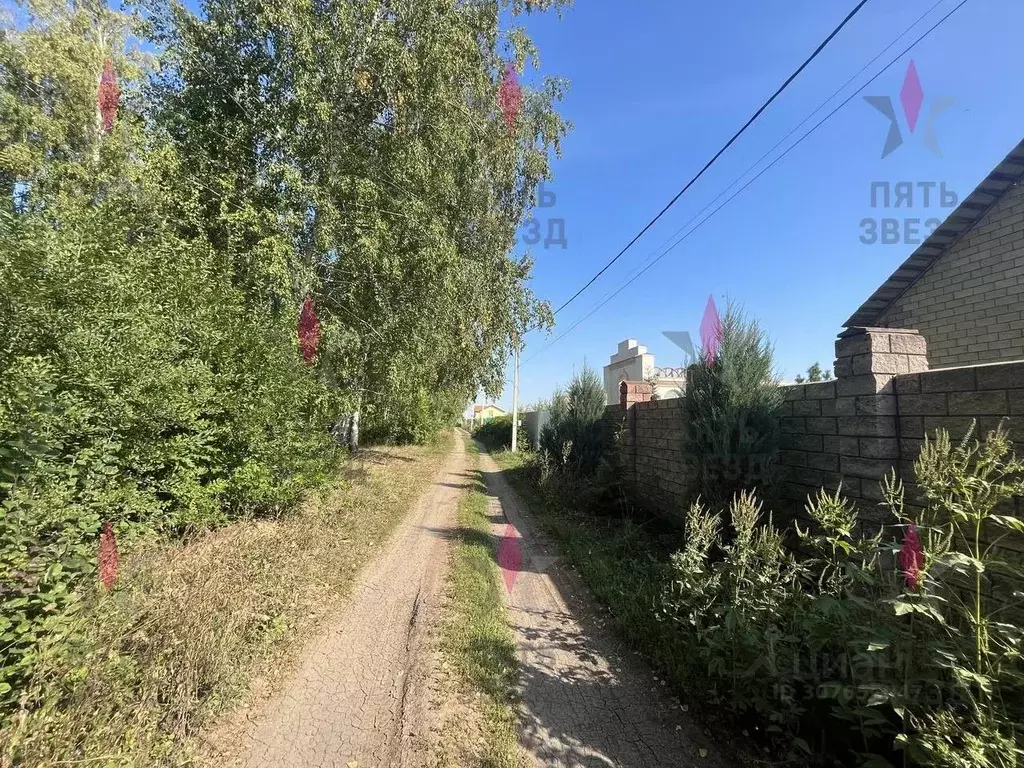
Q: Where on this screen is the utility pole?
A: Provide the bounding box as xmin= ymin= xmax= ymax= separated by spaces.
xmin=511 ymin=344 xmax=520 ymax=452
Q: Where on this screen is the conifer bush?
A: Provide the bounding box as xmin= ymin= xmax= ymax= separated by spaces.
xmin=539 ymin=365 xmax=610 ymax=481
xmin=683 ymin=301 xmax=784 ymax=514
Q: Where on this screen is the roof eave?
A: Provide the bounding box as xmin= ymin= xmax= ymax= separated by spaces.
xmin=844 ymin=140 xmax=1024 ymax=328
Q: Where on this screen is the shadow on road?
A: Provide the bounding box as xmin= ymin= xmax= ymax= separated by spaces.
xmin=435 ymin=446 xmax=729 ymax=768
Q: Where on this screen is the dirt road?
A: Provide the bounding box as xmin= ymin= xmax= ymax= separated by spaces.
xmin=230 ymin=435 xmax=728 ymax=767
xmin=236 ymin=435 xmax=468 ymax=768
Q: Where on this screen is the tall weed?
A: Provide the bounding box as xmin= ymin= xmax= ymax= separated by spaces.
xmin=658 ymin=424 xmax=1024 ymax=765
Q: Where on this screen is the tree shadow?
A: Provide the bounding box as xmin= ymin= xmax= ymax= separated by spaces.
xmin=465 ymin=456 xmax=737 ymax=767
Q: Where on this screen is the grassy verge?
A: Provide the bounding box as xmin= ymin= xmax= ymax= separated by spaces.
xmin=1 ymin=436 xmax=453 ymax=767
xmin=435 ymin=440 xmax=522 ymax=768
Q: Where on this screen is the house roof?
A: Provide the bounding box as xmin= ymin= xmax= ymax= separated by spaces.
xmin=473 ymin=404 xmax=504 ymax=414
xmin=844 ymin=138 xmax=1024 ymax=328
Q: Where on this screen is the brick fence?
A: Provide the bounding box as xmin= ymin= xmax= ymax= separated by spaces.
xmin=616 ymin=381 xmax=688 ymax=519
xmin=615 ymin=327 xmax=1024 ymax=526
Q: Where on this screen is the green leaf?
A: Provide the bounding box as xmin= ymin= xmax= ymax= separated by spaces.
xmin=941 ymin=551 xmax=984 ymax=573
xmin=990 ymin=514 xmax=1024 ymax=533
xmin=865 ymin=691 xmax=890 ymax=707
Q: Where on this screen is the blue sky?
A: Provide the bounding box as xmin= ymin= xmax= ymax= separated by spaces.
xmin=478 ymin=0 xmax=1024 ymax=413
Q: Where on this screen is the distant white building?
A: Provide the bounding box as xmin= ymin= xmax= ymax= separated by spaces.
xmin=602 ymin=339 xmax=686 ymax=406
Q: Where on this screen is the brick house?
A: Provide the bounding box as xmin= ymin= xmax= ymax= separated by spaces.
xmin=845 ymin=139 xmax=1024 ymax=368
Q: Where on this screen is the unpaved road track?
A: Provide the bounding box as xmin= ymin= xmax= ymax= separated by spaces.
xmin=478 ymin=450 xmax=731 ymax=768
xmin=233 ymin=434 xmax=729 ymax=767
xmin=238 ymin=435 xmax=468 ymax=768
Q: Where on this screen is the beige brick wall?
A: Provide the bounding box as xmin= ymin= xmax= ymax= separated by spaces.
xmin=614 ymin=328 xmax=1023 ymax=560
xmin=631 ymin=398 xmax=689 ymax=520
xmin=879 ymin=182 xmax=1024 ymax=368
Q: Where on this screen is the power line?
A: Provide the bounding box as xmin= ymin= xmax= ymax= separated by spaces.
xmin=549 ymin=0 xmax=872 ymax=318
xmin=524 ymin=0 xmax=971 ymax=366
xmin=569 ymin=0 xmax=948 ymax=312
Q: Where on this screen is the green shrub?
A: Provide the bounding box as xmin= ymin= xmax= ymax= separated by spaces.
xmin=362 ymin=387 xmax=465 ymax=446
xmin=539 ymin=365 xmax=609 ymax=479
xmin=879 ymin=424 xmax=1024 ymax=768
xmin=473 ymin=415 xmax=513 ymax=452
xmin=0 ymin=199 xmax=345 ymax=718
xmin=683 ymin=300 xmax=784 ymax=515
xmin=660 ymin=423 xmax=1024 ymax=765
xmin=503 ymin=421 xmax=1024 ymax=766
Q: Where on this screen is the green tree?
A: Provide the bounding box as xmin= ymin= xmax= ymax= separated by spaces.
xmin=797 ymin=362 xmax=832 ymax=383
xmin=0 ymin=0 xmax=572 ymax=724
xmin=540 ymin=364 xmax=607 ymax=477
xmin=144 ymin=0 xmax=567 ymax=438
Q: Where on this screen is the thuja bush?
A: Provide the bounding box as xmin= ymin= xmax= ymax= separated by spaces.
xmin=660 ymin=423 xmax=1024 ymax=766
xmin=683 ymin=300 xmax=784 ymax=514
xmin=539 ymin=365 xmax=609 ymax=480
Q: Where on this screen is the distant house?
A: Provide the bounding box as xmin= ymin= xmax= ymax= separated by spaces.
xmin=472 ymin=404 xmax=506 ymax=425
xmin=846 ymin=139 xmax=1024 ymax=368
xmin=602 ymin=339 xmax=687 ymax=406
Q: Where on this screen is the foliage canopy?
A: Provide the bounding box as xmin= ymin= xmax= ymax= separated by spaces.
xmin=0 ymin=0 xmax=569 ymax=727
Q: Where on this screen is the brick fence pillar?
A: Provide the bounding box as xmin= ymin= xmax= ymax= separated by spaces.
xmin=833 ymin=327 xmax=929 ymax=524
xmin=619 ymin=380 xmax=654 ymax=488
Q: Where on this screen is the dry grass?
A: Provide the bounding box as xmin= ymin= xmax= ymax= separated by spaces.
xmin=1 ymin=436 xmax=452 ymax=767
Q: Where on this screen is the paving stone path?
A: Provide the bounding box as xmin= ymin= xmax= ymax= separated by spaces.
xmin=478 ymin=450 xmax=731 ymax=768
xmin=230 ymin=435 xmax=733 ymax=767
